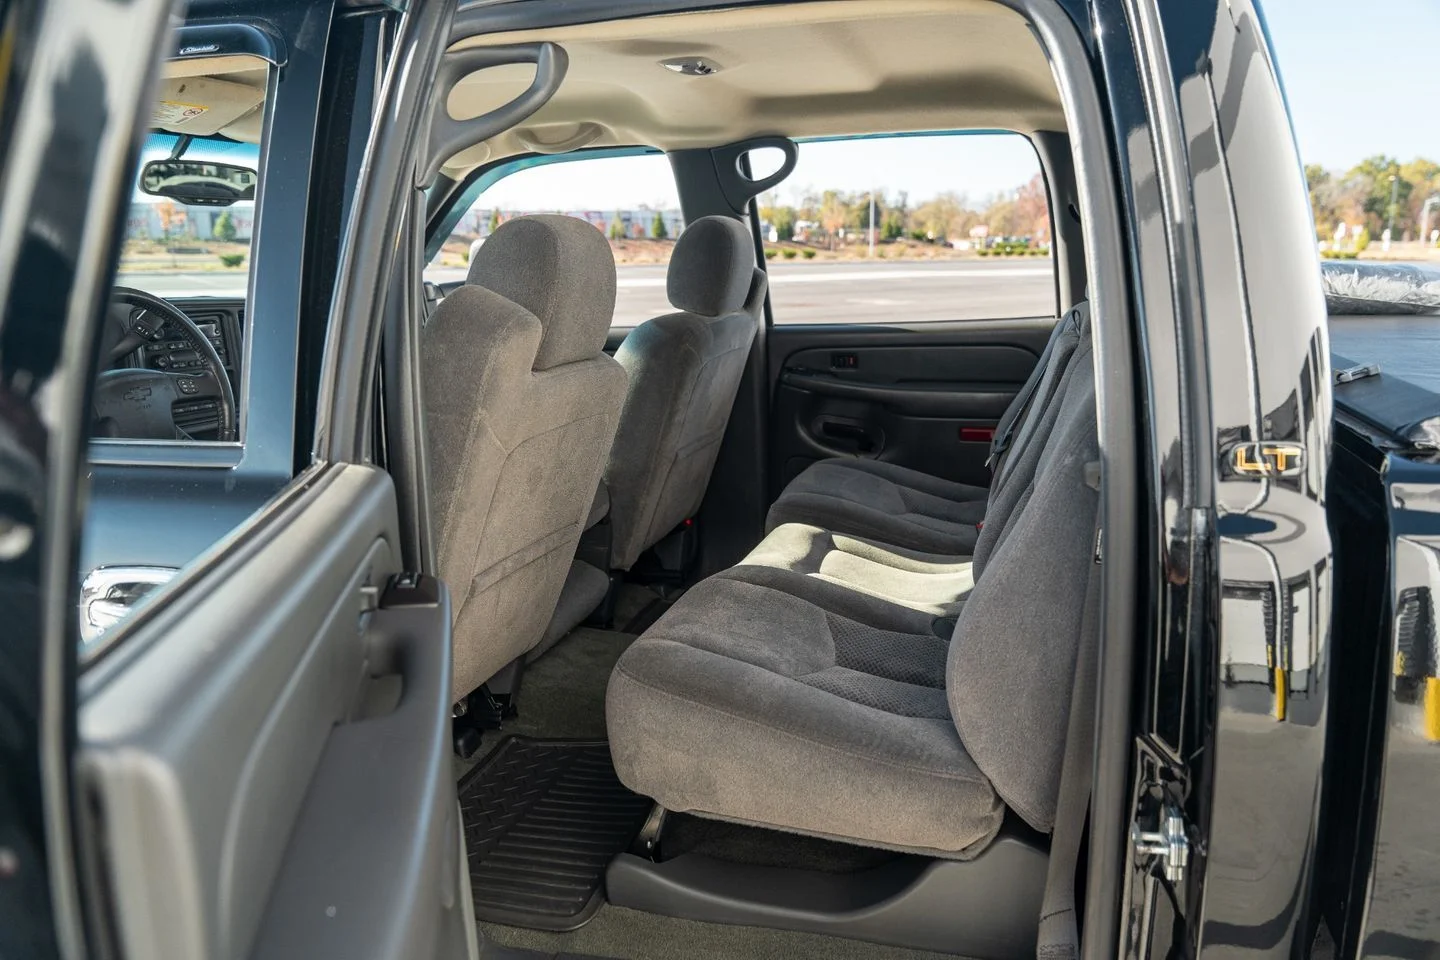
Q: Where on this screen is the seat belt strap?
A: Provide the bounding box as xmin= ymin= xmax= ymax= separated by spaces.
xmin=988 ymin=311 xmax=1069 ymax=470
xmin=1037 ymin=478 xmax=1103 ymax=960
xmin=422 ymin=281 xmax=444 ymax=328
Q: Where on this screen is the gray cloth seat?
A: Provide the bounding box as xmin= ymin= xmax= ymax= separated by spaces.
xmin=607 ymin=339 xmax=1099 ymax=856
xmin=603 ymin=216 xmax=760 ymax=570
xmin=738 ymin=309 xmax=1093 ymax=618
xmin=764 ymin=303 xmax=1090 ymax=555
xmin=424 ymin=214 xmax=627 ymax=701
xmin=533 ymin=558 xmax=612 ymax=661
xmin=739 ymin=522 xmax=975 ymax=618
xmin=765 ymin=459 xmax=989 ymax=555
xmin=606 ymin=567 xmax=1005 ymax=857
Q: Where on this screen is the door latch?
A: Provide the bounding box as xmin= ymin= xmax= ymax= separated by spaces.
xmin=1132 ymin=804 xmax=1190 ymax=884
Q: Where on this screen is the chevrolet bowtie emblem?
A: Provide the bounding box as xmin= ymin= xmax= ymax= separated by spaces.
xmin=1225 ymin=441 xmax=1305 ymax=478
xmin=123 ymin=386 xmax=153 ymax=402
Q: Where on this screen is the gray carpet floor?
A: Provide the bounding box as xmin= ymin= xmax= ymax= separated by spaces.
xmin=479 ymin=904 xmax=964 ymax=960
xmin=455 ymin=623 xmax=640 ymax=779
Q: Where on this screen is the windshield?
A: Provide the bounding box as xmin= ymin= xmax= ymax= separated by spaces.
xmin=117 ymin=132 xmax=260 ymax=299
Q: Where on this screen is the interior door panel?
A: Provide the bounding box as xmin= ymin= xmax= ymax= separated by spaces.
xmin=769 ymin=318 xmax=1055 ymax=494
xmin=77 ymin=464 xmax=470 ymax=960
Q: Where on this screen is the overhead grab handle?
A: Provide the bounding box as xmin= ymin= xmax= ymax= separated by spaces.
xmin=418 ymin=41 xmax=568 ymax=188
xmin=712 ymin=136 xmax=799 ymax=215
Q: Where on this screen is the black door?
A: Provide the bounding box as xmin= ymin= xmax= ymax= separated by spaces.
xmin=0 ymin=3 xmax=475 ymax=959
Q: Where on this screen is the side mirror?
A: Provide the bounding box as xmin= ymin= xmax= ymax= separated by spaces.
xmin=139 ymin=159 xmax=257 ymax=206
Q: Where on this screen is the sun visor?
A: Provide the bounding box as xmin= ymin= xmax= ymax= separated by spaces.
xmin=150 ymin=75 xmax=265 ymax=138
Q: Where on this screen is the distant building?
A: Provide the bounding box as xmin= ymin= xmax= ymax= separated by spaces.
xmin=126 ymin=200 xmax=255 ymax=242
xmin=463 ymin=208 xmax=685 ymax=240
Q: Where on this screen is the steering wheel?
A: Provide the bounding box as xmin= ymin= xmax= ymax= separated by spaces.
xmin=94 ymin=287 xmax=238 ymax=442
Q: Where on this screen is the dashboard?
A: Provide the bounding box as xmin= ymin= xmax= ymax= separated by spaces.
xmin=122 ymin=298 xmax=244 ymax=439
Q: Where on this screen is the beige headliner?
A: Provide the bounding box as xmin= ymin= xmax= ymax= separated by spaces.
xmin=442 ymin=0 xmax=1064 ymax=176
xmin=154 ymin=54 xmax=268 ymax=143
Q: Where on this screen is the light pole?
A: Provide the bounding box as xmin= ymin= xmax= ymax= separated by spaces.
xmin=868 ymin=189 xmax=876 ymax=258
xmin=1384 ymin=174 xmax=1400 ymax=250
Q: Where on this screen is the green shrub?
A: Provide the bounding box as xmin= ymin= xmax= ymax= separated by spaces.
xmin=801 ymin=248 xmax=816 ymax=259
xmin=781 ymin=248 xmax=798 ymax=259
xmin=1355 ymin=228 xmax=1371 ymax=254
xmin=977 ymin=248 xmax=990 ymax=257
xmin=1322 ymin=249 xmax=1359 ymax=260
xmin=212 ymin=211 xmax=237 ymax=243
xmin=764 ymin=248 xmax=778 ymax=259
xmin=218 ymin=253 xmax=245 ymax=268
xmin=1029 ymin=248 xmax=1046 ymax=256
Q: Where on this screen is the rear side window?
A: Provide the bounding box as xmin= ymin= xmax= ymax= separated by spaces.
xmin=428 ymin=153 xmax=682 ymax=327
xmin=759 ymin=132 xmax=1056 ymax=323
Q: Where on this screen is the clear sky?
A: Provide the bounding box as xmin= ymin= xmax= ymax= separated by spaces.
xmin=1264 ymin=0 xmax=1440 ymax=170
xmin=476 ymin=0 xmax=1439 ymax=211
xmin=478 ymin=134 xmax=1043 ymax=212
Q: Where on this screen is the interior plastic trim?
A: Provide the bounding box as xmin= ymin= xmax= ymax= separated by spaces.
xmin=606 ymin=832 xmax=1049 ymax=959
xmin=172 ymin=22 xmax=287 ymax=66
xmin=420 ymin=42 xmax=569 ymax=187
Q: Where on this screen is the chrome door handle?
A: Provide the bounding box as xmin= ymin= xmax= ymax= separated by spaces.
xmin=79 ymin=565 xmax=177 ymax=645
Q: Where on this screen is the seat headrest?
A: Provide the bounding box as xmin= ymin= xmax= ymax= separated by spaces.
xmin=666 ymin=216 xmax=756 ymax=317
xmin=468 ymin=214 xmax=617 ymax=371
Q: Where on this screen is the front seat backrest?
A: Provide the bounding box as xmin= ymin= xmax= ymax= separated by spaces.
xmin=424 ymin=215 xmax=627 ymax=701
xmin=604 ymin=215 xmax=759 ymax=570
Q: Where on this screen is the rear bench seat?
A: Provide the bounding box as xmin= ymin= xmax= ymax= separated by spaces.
xmin=740 ymin=306 xmax=1092 ymax=618
xmin=764 ymin=303 xmax=1090 ymax=555
xmin=605 ymin=304 xmax=1098 ymax=857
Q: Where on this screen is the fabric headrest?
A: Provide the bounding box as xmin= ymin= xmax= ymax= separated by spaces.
xmin=468 ymin=214 xmax=617 ymax=371
xmin=666 ymin=216 xmax=756 ymax=317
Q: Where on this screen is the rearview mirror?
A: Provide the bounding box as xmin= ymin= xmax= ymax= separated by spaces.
xmin=139 ymin=159 xmax=257 ymax=206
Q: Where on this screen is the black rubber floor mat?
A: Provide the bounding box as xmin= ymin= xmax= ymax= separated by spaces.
xmin=459 ymin=737 xmax=653 ymax=931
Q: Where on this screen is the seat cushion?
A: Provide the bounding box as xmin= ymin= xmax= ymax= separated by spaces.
xmin=765 ymin=458 xmax=987 ymax=555
xmin=531 ymin=559 xmax=611 ymax=661
xmin=606 ymin=570 xmax=1004 ymax=857
xmin=738 ymin=522 xmax=973 ymax=618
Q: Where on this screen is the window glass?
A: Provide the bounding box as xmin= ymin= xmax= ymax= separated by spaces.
xmin=119 ymin=133 xmax=260 ymax=299
xmin=427 ymin=153 xmax=682 ymax=327
xmin=759 ymin=132 xmax=1056 ymax=323
xmin=81 ymin=52 xmax=277 ymax=654
xmin=101 ymin=115 xmax=266 ymax=443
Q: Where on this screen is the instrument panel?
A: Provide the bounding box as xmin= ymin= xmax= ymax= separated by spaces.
xmin=131 ymin=301 xmax=243 ymax=438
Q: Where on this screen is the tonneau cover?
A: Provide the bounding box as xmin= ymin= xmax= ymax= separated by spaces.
xmin=1322 ymin=260 xmax=1440 ymax=316
xmin=1327 ymin=263 xmax=1440 ymax=449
